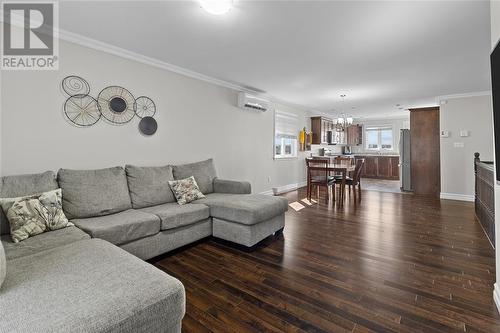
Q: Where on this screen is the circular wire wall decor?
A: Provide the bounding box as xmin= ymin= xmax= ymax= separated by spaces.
xmin=97 ymin=86 xmax=136 ymax=124
xmin=139 ymin=116 xmax=158 ymax=136
xmin=62 ymin=76 xmax=90 ymax=96
xmin=135 ymin=96 xmax=156 ymax=118
xmin=64 ymin=94 xmax=101 ymax=127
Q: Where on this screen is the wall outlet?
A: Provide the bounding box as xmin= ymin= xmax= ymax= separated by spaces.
xmin=440 ymin=130 xmax=450 ymax=138
xmin=459 ymin=130 xmax=470 ymax=137
xmin=453 ymin=142 xmax=465 ymax=148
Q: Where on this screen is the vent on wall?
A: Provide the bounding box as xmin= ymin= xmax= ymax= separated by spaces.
xmin=238 ymin=92 xmax=270 ymax=112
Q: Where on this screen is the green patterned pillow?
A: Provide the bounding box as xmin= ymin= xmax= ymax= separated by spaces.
xmin=168 ymin=176 xmax=205 ymax=205
xmin=0 ymin=189 xmax=73 ymax=243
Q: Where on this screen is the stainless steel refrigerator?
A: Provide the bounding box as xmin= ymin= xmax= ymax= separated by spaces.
xmin=399 ymin=129 xmax=411 ymax=191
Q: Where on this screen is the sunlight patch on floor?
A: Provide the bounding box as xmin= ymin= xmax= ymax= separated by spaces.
xmin=300 ymin=198 xmax=314 ymax=206
xmin=289 ymin=201 xmax=305 ymax=211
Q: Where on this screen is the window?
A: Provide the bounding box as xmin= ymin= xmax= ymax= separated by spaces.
xmin=274 ymin=110 xmax=298 ymax=159
xmin=365 ymin=126 xmax=394 ymax=151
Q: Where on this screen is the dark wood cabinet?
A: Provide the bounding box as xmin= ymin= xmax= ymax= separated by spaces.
xmin=389 ymin=157 xmax=400 ymax=179
xmin=356 ymin=155 xmax=399 ymax=180
xmin=311 ymin=117 xmax=334 ymax=144
xmin=409 ymin=107 xmax=440 ymax=196
xmin=362 ymin=156 xmax=378 ymax=177
xmin=346 ymin=125 xmax=362 ymax=146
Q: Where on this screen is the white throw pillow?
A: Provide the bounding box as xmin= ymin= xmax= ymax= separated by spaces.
xmin=0 ymin=241 xmax=5 ymax=289
xmin=0 ymin=189 xmax=73 ymax=243
xmin=168 ymin=176 xmax=205 ymax=205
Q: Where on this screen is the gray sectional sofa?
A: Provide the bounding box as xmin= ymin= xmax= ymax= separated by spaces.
xmin=0 ymin=159 xmax=288 ymax=333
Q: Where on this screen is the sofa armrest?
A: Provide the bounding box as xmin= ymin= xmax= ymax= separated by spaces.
xmin=213 ymin=178 xmax=251 ymax=194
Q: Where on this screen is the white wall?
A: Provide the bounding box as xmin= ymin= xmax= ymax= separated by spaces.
xmin=440 ymin=95 xmax=494 ymax=200
xmin=0 ymin=39 xmax=309 ymax=194
xmin=351 ymin=117 xmax=410 ymax=154
xmin=493 ymin=0 xmax=500 ymax=49
xmin=491 ymin=0 xmax=500 ymax=313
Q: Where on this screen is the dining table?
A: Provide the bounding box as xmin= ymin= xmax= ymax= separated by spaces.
xmin=306 ymin=162 xmax=356 ymax=203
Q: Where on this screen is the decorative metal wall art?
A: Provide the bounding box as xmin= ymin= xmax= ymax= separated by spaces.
xmin=62 ymin=75 xmax=90 ymax=96
xmin=61 ymin=75 xmax=158 ymax=135
xmin=135 ymin=96 xmax=156 ymax=118
xmin=139 ymin=116 xmax=158 ymax=136
xmin=64 ymin=95 xmax=101 ymax=127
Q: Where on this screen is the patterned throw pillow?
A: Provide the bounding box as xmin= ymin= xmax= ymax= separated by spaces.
xmin=168 ymin=176 xmax=205 ymax=205
xmin=0 ymin=189 xmax=73 ymax=243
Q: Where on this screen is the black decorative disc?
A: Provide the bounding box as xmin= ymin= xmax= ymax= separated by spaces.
xmin=110 ymin=97 xmax=127 ymax=113
xmin=98 ymin=86 xmax=136 ymax=124
xmin=135 ymin=96 xmax=156 ymax=118
xmin=139 ymin=116 xmax=157 ymax=135
xmin=62 ymin=76 xmax=90 ymax=96
xmin=64 ymin=94 xmax=101 ymax=127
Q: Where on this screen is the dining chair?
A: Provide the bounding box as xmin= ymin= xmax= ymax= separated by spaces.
xmin=331 ymin=167 xmax=347 ymax=203
xmin=305 ymin=157 xmax=334 ymax=203
xmin=343 ymin=158 xmax=365 ymax=201
xmin=334 ymin=156 xmax=354 ymax=165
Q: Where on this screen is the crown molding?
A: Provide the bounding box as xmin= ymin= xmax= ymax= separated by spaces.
xmin=57 ymin=28 xmax=314 ymax=113
xmin=58 ymin=29 xmax=256 ymax=93
xmin=437 ymin=91 xmax=492 ymax=103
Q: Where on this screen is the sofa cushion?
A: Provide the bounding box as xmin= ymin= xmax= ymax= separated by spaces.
xmin=0 ymin=171 xmax=58 ymax=235
xmin=0 ymin=239 xmax=185 ymax=333
xmin=71 ymin=209 xmax=160 ymax=245
xmin=125 ymin=165 xmax=176 ymax=208
xmin=172 ymin=159 xmax=217 ymax=194
xmin=1 ymin=226 xmax=90 ymax=260
xmin=58 ymin=167 xmax=132 ymax=219
xmin=194 ymin=193 xmax=289 ymax=225
xmin=140 ymin=203 xmax=210 ymax=230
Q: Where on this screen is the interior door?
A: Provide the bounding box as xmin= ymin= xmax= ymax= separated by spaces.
xmin=409 ymin=107 xmax=440 ymax=196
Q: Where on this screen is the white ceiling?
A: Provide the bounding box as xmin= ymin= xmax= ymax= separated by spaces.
xmin=59 ymin=1 xmax=492 ymax=119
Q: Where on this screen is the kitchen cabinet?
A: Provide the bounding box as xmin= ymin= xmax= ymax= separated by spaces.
xmin=346 ymin=125 xmax=363 ymax=146
xmin=311 ymin=117 xmax=334 ymax=144
xmin=362 ymin=156 xmax=378 ymax=177
xmin=356 ymin=155 xmax=399 ymax=180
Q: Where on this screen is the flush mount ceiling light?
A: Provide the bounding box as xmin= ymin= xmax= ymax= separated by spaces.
xmin=199 ymin=0 xmax=233 ymax=15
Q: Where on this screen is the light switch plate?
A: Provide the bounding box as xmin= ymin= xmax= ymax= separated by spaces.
xmin=459 ymin=130 xmax=469 ymax=137
xmin=440 ymin=130 xmax=450 ymax=138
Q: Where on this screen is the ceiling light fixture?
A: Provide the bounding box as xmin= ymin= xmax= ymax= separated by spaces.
xmin=335 ymin=94 xmax=353 ymax=132
xmin=199 ymin=0 xmax=233 ymax=15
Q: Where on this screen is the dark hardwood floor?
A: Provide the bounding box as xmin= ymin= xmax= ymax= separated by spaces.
xmin=152 ymin=188 xmax=500 ymax=333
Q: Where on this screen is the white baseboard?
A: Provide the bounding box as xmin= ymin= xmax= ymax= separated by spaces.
xmin=260 ymin=181 xmax=307 ymax=196
xmin=439 ymin=193 xmax=475 ymax=202
xmin=273 ymin=181 xmax=307 ymax=195
xmin=494 ymin=283 xmax=500 ymax=315
xmin=260 ymin=190 xmax=275 ymax=196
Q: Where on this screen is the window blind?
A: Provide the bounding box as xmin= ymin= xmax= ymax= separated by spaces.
xmin=275 ymin=110 xmax=298 ymax=138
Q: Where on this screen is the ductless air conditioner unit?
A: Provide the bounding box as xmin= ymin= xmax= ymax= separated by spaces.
xmin=237 ymin=92 xmax=270 ymax=112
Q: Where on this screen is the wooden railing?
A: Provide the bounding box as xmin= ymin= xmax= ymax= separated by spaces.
xmin=474 ymin=152 xmax=495 ymax=248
